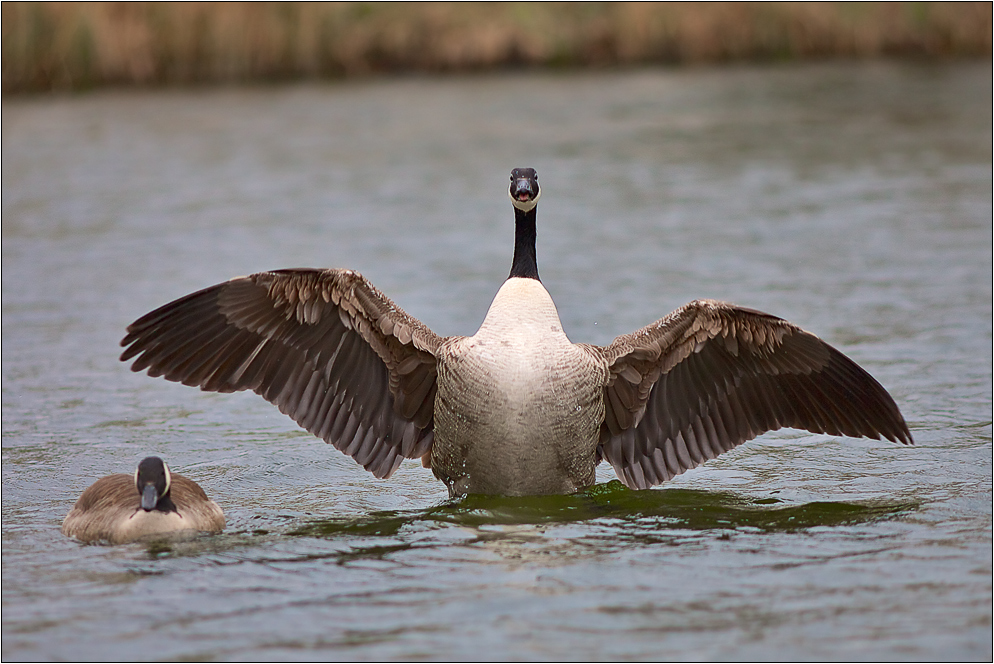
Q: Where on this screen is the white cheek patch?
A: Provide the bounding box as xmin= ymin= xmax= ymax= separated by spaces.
xmin=509 ymin=187 xmax=541 ymax=211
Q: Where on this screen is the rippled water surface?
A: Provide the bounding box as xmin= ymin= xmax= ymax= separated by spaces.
xmin=3 ymin=63 xmax=991 ymax=661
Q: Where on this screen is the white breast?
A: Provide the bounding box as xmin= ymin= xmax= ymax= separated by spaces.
xmin=431 ymin=278 xmax=607 ymax=495
xmin=476 ymin=276 xmax=571 ymax=354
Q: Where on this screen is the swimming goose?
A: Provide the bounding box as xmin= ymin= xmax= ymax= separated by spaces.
xmin=62 ymin=456 xmax=225 ymax=543
xmin=121 ymin=168 xmax=912 ymax=497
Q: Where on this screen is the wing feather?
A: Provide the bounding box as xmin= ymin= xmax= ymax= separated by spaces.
xmin=121 ymin=269 xmax=444 ymax=478
xmin=597 ymin=299 xmax=912 ymax=490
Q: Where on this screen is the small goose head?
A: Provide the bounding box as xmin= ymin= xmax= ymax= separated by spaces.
xmin=134 ymin=456 xmax=173 ymax=511
xmin=509 ymin=168 xmax=540 ymax=212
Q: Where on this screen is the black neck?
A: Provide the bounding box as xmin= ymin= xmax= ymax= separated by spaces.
xmin=509 ymin=206 xmax=540 ymax=280
xmin=154 ymin=495 xmax=178 ymax=514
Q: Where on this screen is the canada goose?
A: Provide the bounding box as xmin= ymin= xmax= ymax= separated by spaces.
xmin=121 ymin=167 xmax=912 ymax=497
xmin=62 ymin=456 xmax=225 ymax=543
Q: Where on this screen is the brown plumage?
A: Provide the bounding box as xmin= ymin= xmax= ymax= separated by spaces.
xmin=62 ymin=457 xmax=225 ymax=543
xmin=120 ymin=168 xmax=912 ymax=496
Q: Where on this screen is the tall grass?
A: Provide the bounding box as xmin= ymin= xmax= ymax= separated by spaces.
xmin=3 ymin=2 xmax=991 ymax=93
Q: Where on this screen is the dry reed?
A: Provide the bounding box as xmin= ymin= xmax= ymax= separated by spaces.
xmin=3 ymin=2 xmax=991 ymax=93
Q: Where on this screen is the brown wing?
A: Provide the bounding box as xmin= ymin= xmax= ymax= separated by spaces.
xmin=169 ymin=474 xmax=226 ymax=531
xmin=121 ymin=269 xmax=443 ymax=479
xmin=61 ymin=474 xmax=137 ymax=540
xmin=597 ymin=299 xmax=913 ymax=490
xmin=66 ymin=474 xmax=136 ymax=515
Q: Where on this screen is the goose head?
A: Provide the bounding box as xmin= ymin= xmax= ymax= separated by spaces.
xmin=134 ymin=456 xmax=173 ymax=511
xmin=509 ymin=167 xmax=540 ymax=212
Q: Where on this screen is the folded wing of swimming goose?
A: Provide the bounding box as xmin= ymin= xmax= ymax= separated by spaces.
xmin=596 ymin=299 xmax=913 ymax=490
xmin=120 ymin=268 xmax=444 ymax=479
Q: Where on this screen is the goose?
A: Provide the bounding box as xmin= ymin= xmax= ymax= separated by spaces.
xmin=120 ymin=167 xmax=912 ymax=497
xmin=62 ymin=456 xmax=225 ymax=543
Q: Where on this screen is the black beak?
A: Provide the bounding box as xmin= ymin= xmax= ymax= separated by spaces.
xmin=141 ymin=483 xmax=159 ymax=511
xmin=513 ymin=177 xmax=537 ymax=201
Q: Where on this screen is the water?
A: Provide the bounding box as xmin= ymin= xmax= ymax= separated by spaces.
xmin=3 ymin=62 xmax=991 ymax=661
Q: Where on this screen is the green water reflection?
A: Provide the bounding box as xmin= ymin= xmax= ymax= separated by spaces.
xmin=290 ymin=481 xmax=917 ymax=539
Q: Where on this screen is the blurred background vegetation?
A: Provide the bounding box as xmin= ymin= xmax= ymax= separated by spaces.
xmin=3 ymin=2 xmax=991 ymax=94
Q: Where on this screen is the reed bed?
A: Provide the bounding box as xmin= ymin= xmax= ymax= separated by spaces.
xmin=3 ymin=2 xmax=991 ymax=93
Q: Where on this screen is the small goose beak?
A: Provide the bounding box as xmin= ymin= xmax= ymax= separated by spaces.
xmin=514 ymin=178 xmax=536 ymax=201
xmin=141 ymin=483 xmax=159 ymax=511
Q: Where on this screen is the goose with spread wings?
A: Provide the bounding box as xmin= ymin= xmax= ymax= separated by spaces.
xmin=121 ymin=168 xmax=912 ymax=497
